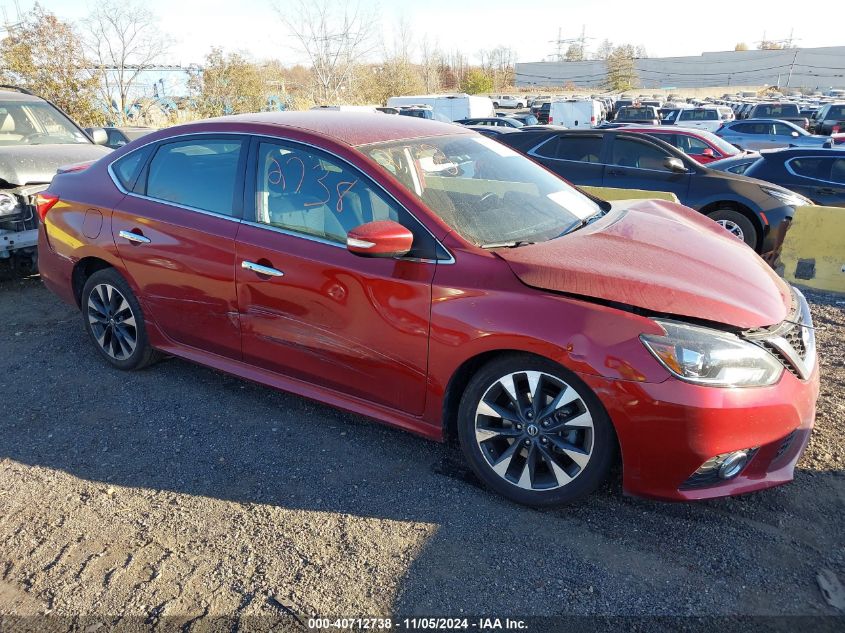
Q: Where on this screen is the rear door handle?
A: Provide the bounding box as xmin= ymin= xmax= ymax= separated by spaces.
xmin=118 ymin=230 xmax=150 ymax=244
xmin=816 ymin=188 xmax=837 ymax=196
xmin=608 ymin=169 xmax=626 ymax=176
xmin=242 ymin=260 xmax=284 ymax=277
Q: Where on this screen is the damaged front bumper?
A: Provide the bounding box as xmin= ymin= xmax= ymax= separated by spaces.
xmin=0 ymin=184 xmax=47 ymax=261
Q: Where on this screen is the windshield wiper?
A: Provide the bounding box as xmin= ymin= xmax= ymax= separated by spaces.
xmin=480 ymin=240 xmax=536 ymax=249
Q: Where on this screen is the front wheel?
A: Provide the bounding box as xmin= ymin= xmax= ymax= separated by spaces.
xmin=457 ymin=355 xmax=616 ymax=506
xmin=707 ymin=209 xmax=758 ymax=250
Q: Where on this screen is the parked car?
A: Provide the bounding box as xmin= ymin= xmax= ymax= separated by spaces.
xmin=708 ymin=152 xmax=762 ymax=175
xmin=507 ymin=112 xmax=539 ymax=126
xmin=464 ymin=125 xmax=521 ymax=138
xmin=620 ymin=126 xmax=742 ymax=164
xmin=97 ymin=126 xmax=156 ymax=149
xmin=498 ymin=128 xmax=810 ymax=253
xmin=490 ymin=95 xmax=527 ymax=109
xmin=809 ymin=103 xmax=845 ymax=135
xmin=0 ymin=86 xmax=111 ymax=273
xmin=387 ymin=94 xmax=494 ymax=121
xmin=614 ymin=106 xmax=660 ymax=125
xmin=747 ymin=103 xmax=808 ymax=130
xmin=742 ymin=148 xmax=845 ymax=207
xmin=716 ymin=119 xmax=839 ymax=151
xmin=397 ymin=105 xmax=435 ymax=119
xmin=548 ymin=99 xmax=603 ymax=129
xmin=37 ymin=111 xmax=818 ymax=506
xmin=533 ymin=102 xmax=551 ymax=124
xmin=672 ymin=108 xmax=723 ymax=132
xmin=456 ymin=117 xmax=524 ymax=128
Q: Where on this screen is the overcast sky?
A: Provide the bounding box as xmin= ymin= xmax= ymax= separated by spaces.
xmin=9 ymin=0 xmax=844 ymax=66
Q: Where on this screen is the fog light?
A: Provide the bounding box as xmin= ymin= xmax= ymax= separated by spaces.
xmin=718 ymin=451 xmax=748 ymax=480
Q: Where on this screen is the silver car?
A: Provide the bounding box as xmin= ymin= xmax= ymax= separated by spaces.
xmin=716 ymin=118 xmax=835 ymax=151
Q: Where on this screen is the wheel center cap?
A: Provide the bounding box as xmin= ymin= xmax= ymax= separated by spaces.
xmin=526 ymin=424 xmax=539 ymax=437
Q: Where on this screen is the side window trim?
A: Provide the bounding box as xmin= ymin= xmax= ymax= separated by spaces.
xmin=242 ymin=134 xmax=453 ymax=263
xmin=785 ymin=157 xmax=836 ymax=184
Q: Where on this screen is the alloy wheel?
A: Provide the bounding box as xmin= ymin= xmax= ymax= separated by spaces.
xmin=716 ymin=219 xmax=745 ymax=241
xmin=474 ymin=371 xmax=594 ymax=490
xmin=87 ymin=283 xmax=138 ymax=360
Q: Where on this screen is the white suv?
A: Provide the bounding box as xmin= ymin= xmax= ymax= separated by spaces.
xmin=491 ymin=95 xmax=527 ymax=109
xmin=672 ymin=107 xmax=723 ymax=132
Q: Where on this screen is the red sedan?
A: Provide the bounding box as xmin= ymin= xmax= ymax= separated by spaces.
xmin=37 ymin=112 xmax=819 ymax=505
xmin=622 ymin=125 xmax=742 ymax=164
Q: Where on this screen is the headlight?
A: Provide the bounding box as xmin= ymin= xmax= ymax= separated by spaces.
xmin=640 ymin=320 xmax=783 ymax=387
xmin=0 ymin=192 xmax=19 ymax=216
xmin=760 ymin=185 xmax=811 ymax=207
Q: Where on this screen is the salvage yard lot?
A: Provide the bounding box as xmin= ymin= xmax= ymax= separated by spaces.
xmin=1 ymin=277 xmax=844 ymax=623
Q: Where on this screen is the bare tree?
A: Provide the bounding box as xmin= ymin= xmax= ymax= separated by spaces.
xmin=84 ymin=0 xmax=169 ymax=125
xmin=419 ymin=37 xmax=441 ymax=93
xmin=277 ymin=0 xmax=377 ymax=104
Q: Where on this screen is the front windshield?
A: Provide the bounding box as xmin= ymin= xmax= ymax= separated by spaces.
xmin=358 ymin=134 xmax=602 ymax=247
xmin=0 ymin=100 xmax=90 ymax=146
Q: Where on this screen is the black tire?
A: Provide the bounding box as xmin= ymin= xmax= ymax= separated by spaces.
xmin=456 ymin=354 xmax=616 ymax=506
xmin=492 ymin=102 xmax=499 ymax=108
xmin=707 ymin=208 xmax=758 ymax=250
xmin=81 ymin=268 xmax=160 ymax=371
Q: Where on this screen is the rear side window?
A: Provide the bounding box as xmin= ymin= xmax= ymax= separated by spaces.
xmin=145 ymin=138 xmax=244 ymax=215
xmin=535 ymin=136 xmax=603 ymax=162
xmin=112 ymin=146 xmax=152 ymax=191
xmin=789 ymin=157 xmax=845 ymax=184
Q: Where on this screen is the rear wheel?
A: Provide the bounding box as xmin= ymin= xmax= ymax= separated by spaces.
xmin=457 ymin=355 xmax=616 ymax=506
xmin=707 ymin=208 xmax=758 ymax=250
xmin=81 ymin=268 xmax=160 ymax=371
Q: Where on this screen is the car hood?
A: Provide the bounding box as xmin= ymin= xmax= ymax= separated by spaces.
xmin=0 ymin=144 xmax=112 ymax=186
xmin=496 ymin=199 xmax=791 ymax=329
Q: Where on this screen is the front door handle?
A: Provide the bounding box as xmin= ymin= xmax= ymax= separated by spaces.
xmin=608 ymin=168 xmax=626 ymax=176
xmin=118 ymin=230 xmax=151 ymax=244
xmin=242 ymin=260 xmax=284 ymax=277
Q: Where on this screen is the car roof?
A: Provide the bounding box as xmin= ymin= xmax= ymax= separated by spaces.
xmin=759 ymin=147 xmax=845 ymax=157
xmin=191 ymin=111 xmax=468 ymax=146
xmin=0 ymin=89 xmax=45 ymax=103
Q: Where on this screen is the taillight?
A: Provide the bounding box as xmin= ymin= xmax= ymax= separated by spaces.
xmin=548 ymin=115 xmax=553 ymax=123
xmin=834 ymin=124 xmax=841 ymax=134
xmin=35 ymin=193 xmax=59 ymax=221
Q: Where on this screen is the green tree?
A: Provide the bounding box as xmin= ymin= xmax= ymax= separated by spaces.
xmin=460 ymin=68 xmax=493 ymax=95
xmin=189 ymin=48 xmax=278 ymax=117
xmin=0 ymin=3 xmax=102 ymax=125
xmin=564 ymin=44 xmax=584 ymax=62
xmin=605 ymin=44 xmax=639 ymax=92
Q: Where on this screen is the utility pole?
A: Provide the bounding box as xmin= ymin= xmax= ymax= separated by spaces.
xmin=786 ymin=48 xmax=799 ymax=87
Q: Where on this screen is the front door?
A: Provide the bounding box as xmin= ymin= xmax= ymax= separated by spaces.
xmin=234 ymin=138 xmax=440 ymax=415
xmin=602 ymin=135 xmax=691 ymax=201
xmin=111 ymin=135 xmax=246 ymax=359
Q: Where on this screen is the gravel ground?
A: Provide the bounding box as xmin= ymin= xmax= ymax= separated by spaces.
xmin=0 ymin=278 xmax=843 ymax=628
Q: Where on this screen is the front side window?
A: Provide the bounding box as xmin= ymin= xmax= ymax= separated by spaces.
xmin=145 ymin=138 xmax=243 ymax=216
xmin=358 ymin=134 xmax=601 ymax=247
xmin=0 ymin=100 xmax=90 ymax=146
xmin=254 ymin=141 xmax=439 ymax=258
xmin=611 ymin=138 xmax=671 ymax=171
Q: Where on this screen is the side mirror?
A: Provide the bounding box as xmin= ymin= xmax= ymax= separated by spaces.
xmin=791 ymin=131 xmax=800 ymax=138
xmin=701 ymin=148 xmax=715 ymax=158
xmin=347 ymin=220 xmax=413 ymax=258
xmin=85 ymin=127 xmax=109 ymax=146
xmin=664 ymin=157 xmax=688 ymax=173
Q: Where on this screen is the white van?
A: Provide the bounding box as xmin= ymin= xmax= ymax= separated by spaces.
xmin=548 ymin=99 xmax=603 ymax=128
xmin=386 ymin=94 xmax=495 ymax=122
xmin=310 ymin=105 xmax=380 ymax=113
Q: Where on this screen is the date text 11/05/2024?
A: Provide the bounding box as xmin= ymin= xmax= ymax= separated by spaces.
xmin=306 ymin=617 xmax=529 ymax=630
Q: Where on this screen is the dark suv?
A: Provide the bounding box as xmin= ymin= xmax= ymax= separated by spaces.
xmin=809 ymin=103 xmax=845 ymax=135
xmin=748 ymin=103 xmax=809 ymax=130
xmin=498 ymin=129 xmax=810 ymax=259
xmin=0 ymin=86 xmax=110 ymax=272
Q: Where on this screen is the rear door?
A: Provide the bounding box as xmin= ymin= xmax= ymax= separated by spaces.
xmin=528 ymin=134 xmax=606 ymax=186
xmin=786 ymin=156 xmax=845 ymax=206
xmin=602 ymin=134 xmax=692 ymax=200
xmin=234 ymin=137 xmax=441 ymax=415
xmin=111 ymin=135 xmax=246 ymax=359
